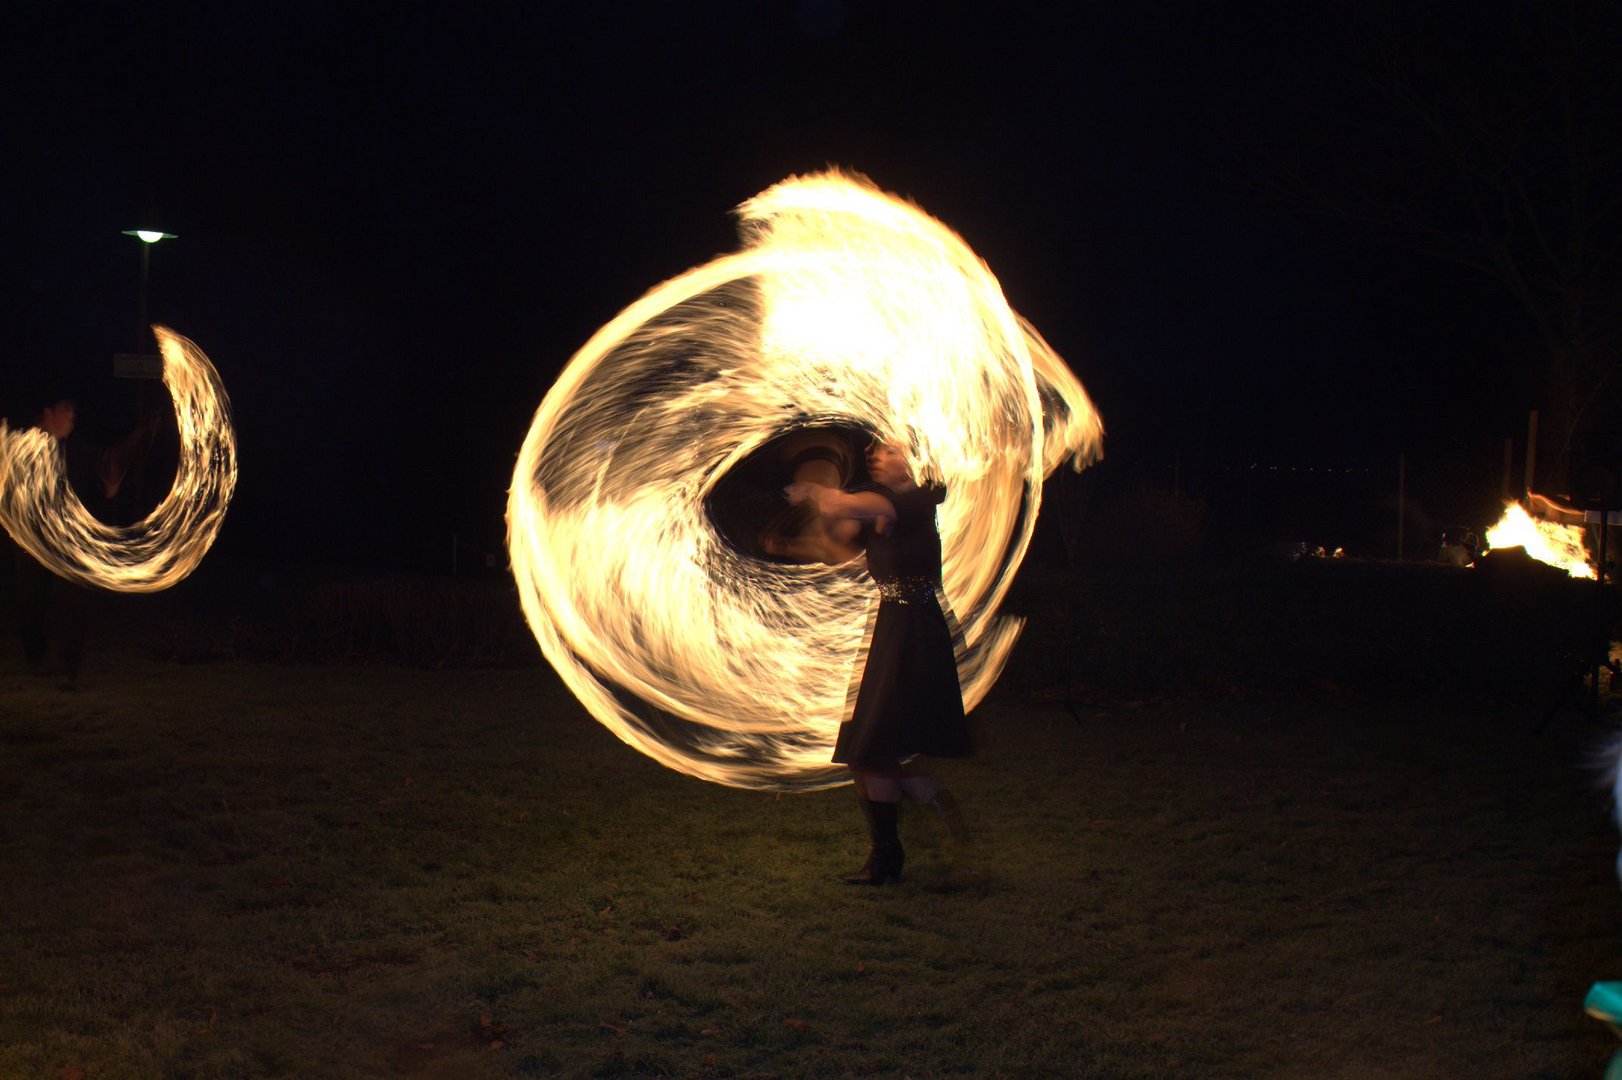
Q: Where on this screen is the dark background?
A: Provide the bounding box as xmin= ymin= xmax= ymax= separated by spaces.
xmin=3 ymin=1 xmax=1611 ymax=573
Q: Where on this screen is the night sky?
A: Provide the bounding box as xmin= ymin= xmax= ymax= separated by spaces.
xmin=4 ymin=2 xmax=1610 ymax=571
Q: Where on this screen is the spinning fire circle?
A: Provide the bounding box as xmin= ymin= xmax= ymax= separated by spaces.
xmin=507 ymin=172 xmax=1102 ymax=791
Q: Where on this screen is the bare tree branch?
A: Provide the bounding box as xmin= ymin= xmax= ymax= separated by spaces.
xmin=1242 ymin=0 xmax=1622 ymax=481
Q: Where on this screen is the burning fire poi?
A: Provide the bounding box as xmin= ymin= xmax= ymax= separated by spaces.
xmin=1483 ymin=502 xmax=1595 ymax=579
xmin=0 ymin=326 xmax=238 ymax=592
xmin=507 ymin=172 xmax=1103 ymax=791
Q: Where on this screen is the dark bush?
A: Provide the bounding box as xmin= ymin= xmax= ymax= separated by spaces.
xmin=148 ymin=574 xmax=539 ymax=669
xmin=1005 ymin=555 xmax=1613 ymax=704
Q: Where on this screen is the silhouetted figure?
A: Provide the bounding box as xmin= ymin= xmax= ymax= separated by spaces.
xmin=11 ymin=396 xmax=155 ymax=686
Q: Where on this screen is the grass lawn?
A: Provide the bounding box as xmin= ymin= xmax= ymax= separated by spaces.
xmin=2 ymin=568 xmax=1621 ymax=1078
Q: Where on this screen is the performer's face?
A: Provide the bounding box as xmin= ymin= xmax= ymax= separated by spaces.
xmin=40 ymin=400 xmax=76 ymax=439
xmin=866 ymin=441 xmax=911 ymax=487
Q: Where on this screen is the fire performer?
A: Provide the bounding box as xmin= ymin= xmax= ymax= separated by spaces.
xmin=786 ymin=439 xmax=971 ymax=885
xmin=9 ymin=391 xmax=157 ymax=684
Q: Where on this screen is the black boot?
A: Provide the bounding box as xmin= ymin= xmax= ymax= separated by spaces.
xmin=844 ymin=798 xmax=904 ymax=886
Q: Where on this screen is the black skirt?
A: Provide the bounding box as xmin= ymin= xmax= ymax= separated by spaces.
xmin=832 ymin=590 xmax=971 ymax=769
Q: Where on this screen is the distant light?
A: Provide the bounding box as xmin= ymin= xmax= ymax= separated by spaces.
xmin=122 ymin=229 xmax=177 ymax=244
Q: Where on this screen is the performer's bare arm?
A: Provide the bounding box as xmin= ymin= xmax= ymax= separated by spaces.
xmin=763 ymin=518 xmax=862 ymax=564
xmin=99 ymin=411 xmax=161 ymax=497
xmin=785 ymin=482 xmax=898 ymax=533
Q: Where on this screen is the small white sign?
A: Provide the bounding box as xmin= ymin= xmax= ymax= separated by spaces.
xmin=112 ymin=353 xmax=164 ymax=379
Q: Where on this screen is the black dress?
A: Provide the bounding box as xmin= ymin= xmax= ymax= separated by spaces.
xmin=831 ymin=482 xmax=971 ymax=769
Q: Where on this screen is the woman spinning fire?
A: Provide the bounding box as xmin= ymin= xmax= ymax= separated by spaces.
xmin=783 ymin=439 xmax=971 ymax=885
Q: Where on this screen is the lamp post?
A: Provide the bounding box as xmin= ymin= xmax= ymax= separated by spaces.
xmin=121 ymin=228 xmax=176 ymax=345
xmin=114 ymin=227 xmax=178 ymax=519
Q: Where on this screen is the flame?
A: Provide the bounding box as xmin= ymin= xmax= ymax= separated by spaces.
xmin=1483 ymin=502 xmax=1595 ymax=579
xmin=0 ymin=326 xmax=238 ymax=592
xmin=507 ymin=171 xmax=1102 ymax=791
